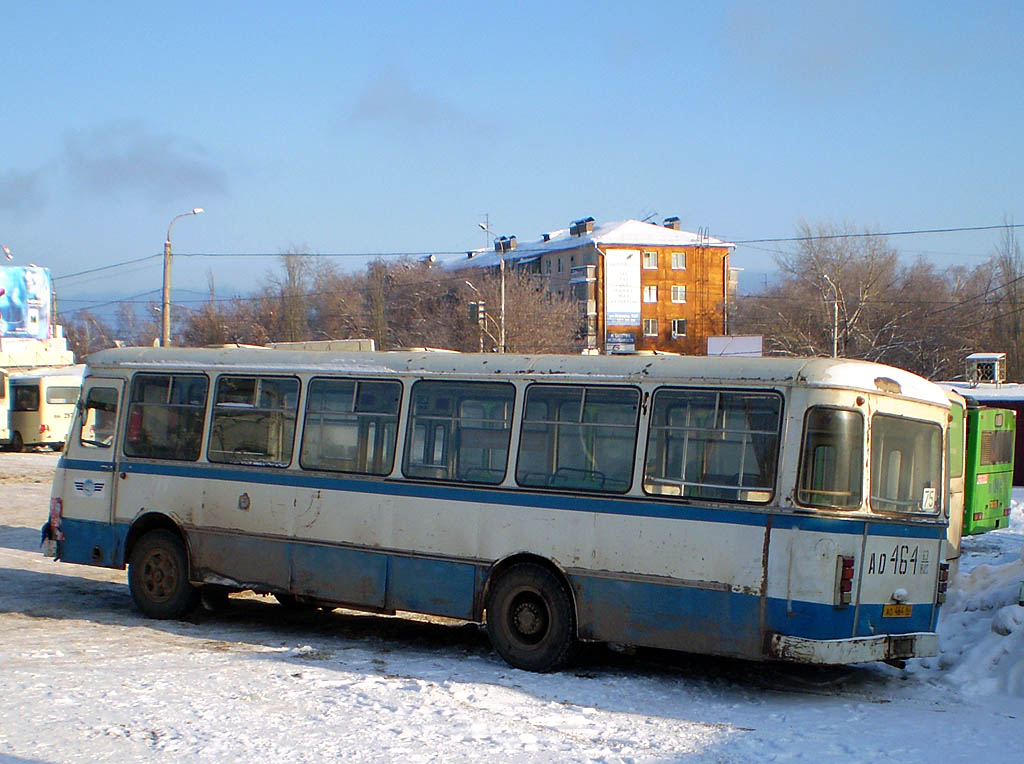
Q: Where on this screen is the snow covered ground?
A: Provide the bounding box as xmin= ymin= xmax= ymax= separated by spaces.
xmin=1 ymin=451 xmax=1022 ymax=763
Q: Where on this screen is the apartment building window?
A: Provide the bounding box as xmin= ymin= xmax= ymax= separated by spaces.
xmin=558 ymin=258 xmax=564 ymax=273
xmin=671 ymin=285 xmax=687 ymax=303
xmin=671 ymin=251 xmax=687 ymax=270
xmin=643 ymin=319 xmax=658 ymax=337
xmin=672 ymin=319 xmax=687 ymax=338
xmin=643 ymin=250 xmax=658 ymax=269
xmin=643 ymin=285 xmax=658 ymax=303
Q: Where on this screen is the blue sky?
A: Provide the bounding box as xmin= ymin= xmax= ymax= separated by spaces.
xmin=2 ymin=1 xmax=1022 ymax=316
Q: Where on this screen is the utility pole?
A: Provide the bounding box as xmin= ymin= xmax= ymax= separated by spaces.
xmin=823 ymin=273 xmax=839 ymax=358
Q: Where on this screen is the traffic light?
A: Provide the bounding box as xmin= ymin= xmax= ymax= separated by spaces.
xmin=468 ymin=301 xmax=486 ymax=324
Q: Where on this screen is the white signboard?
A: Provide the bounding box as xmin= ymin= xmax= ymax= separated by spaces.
xmin=604 ymin=248 xmax=641 ymax=326
xmin=707 ymin=335 xmax=763 ymax=357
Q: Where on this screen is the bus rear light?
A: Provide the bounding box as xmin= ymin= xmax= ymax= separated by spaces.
xmin=48 ymin=497 xmax=64 ymax=541
xmin=1004 ymin=508 xmax=1012 ymax=516
xmin=973 ymin=512 xmax=983 ymax=521
xmin=937 ymin=562 xmax=950 ymax=604
xmin=40 ymin=424 xmax=50 ymax=435
xmin=835 ymin=555 xmax=855 ymax=607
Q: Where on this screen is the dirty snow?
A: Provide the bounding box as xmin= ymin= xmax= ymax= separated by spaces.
xmin=1 ymin=451 xmax=1023 ymax=763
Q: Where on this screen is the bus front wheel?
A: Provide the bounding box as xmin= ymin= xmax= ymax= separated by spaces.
xmin=485 ymin=563 xmax=576 ymax=672
xmin=128 ymin=530 xmax=199 ymax=619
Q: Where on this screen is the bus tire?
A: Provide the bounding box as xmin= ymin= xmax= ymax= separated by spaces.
xmin=485 ymin=563 xmax=577 ymax=672
xmin=10 ymin=431 xmax=23 ymax=452
xmin=128 ymin=529 xmax=199 ymax=619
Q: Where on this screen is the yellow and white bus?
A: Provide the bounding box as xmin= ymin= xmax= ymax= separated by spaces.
xmin=45 ymin=347 xmax=953 ymax=671
xmin=8 ymin=365 xmax=84 ymax=451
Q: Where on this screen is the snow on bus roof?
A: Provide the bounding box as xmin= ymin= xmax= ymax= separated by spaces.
xmin=939 ymin=381 xmax=1024 ymax=402
xmin=83 ymin=347 xmax=949 ymax=405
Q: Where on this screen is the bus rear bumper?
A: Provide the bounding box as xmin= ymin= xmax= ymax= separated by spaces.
xmin=767 ymin=632 xmax=938 ymax=664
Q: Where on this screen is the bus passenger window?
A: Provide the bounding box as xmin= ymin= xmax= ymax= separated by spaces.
xmin=300 ymin=378 xmax=401 ymax=475
xmin=643 ymin=388 xmax=781 ymax=502
xmin=402 ymin=380 xmax=514 ymax=484
xmin=797 ymin=407 xmax=863 ymax=509
xmin=870 ymin=414 xmax=941 ymax=514
xmin=124 ymin=374 xmax=209 ymax=461
xmin=209 ymin=376 xmax=299 ymax=467
xmin=80 ymin=387 xmax=119 ymax=449
xmin=516 ymin=385 xmax=639 ymax=493
xmin=48 ymin=386 xmax=81 ymax=405
xmin=12 ymin=384 xmax=40 ymax=412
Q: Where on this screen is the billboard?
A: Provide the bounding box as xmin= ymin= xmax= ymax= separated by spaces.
xmin=707 ymin=335 xmax=763 ymax=357
xmin=0 ymin=265 xmax=52 ymax=340
xmin=604 ymin=248 xmax=641 ymax=326
xmin=606 ymin=332 xmax=636 ymax=354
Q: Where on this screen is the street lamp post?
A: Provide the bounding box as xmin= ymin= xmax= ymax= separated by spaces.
xmin=478 ymin=222 xmax=508 ymax=353
xmin=463 ymin=280 xmax=485 ymax=353
xmin=822 ymin=273 xmax=839 ymax=358
xmin=161 ymin=207 xmax=204 ymax=347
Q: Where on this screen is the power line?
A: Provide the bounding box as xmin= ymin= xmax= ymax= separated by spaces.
xmin=174 ymin=250 xmax=469 ymax=259
xmin=52 ymin=254 xmax=161 ymax=281
xmin=48 ymin=221 xmax=1021 ymax=284
xmin=731 ymin=223 xmax=1023 ymax=245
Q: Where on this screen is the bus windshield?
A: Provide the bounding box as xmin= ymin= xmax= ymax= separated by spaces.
xmin=870 ymin=414 xmax=942 ymax=514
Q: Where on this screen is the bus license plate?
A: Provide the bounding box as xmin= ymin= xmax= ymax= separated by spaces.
xmin=883 ymin=604 xmax=912 ymax=618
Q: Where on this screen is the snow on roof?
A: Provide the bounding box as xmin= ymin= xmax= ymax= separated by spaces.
xmin=939 ymin=381 xmax=1024 ymax=402
xmin=446 ymin=218 xmax=734 ymax=270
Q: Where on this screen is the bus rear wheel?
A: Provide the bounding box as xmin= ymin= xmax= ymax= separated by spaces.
xmin=485 ymin=563 xmax=576 ymax=672
xmin=9 ymin=431 xmax=23 ymax=452
xmin=128 ymin=529 xmax=199 ymax=619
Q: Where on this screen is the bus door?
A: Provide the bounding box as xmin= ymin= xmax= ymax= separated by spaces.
xmin=945 ymin=397 xmax=965 ymax=565
xmin=54 ymin=378 xmax=124 ymax=567
xmin=0 ymin=371 xmax=9 ymax=444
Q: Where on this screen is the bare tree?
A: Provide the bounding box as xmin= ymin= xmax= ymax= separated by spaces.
xmin=269 ymin=249 xmax=314 ymax=342
xmin=733 ymin=221 xmax=964 ymax=377
xmin=60 ymin=310 xmax=117 ymax=358
xmin=982 ymin=221 xmax=1024 ymax=379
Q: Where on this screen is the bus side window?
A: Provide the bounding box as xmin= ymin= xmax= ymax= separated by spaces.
xmin=642 ymin=388 xmax=781 ymax=503
xmin=208 ymin=376 xmax=299 ymax=467
xmin=402 ymin=380 xmax=514 ymax=484
xmin=80 ymin=387 xmax=119 ymax=449
xmin=300 ymin=378 xmax=401 ymax=476
xmin=516 ymin=385 xmax=640 ymax=494
xmin=124 ymin=374 xmax=209 ymax=461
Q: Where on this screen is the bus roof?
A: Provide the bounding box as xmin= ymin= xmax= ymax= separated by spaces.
xmin=939 ymin=380 xmax=1024 ymax=403
xmin=83 ymin=347 xmax=950 ymax=407
xmin=8 ymin=364 xmax=85 ymax=381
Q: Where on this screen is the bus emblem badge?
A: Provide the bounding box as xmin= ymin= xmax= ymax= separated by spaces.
xmin=73 ymin=479 xmax=104 ymax=496
xmin=238 ymin=493 xmax=250 ymax=511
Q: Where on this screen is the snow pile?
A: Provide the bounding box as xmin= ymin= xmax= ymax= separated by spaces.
xmin=916 ymin=493 xmax=1024 ymax=697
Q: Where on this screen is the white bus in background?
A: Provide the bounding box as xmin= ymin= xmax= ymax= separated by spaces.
xmin=45 ymin=348 xmax=952 ymax=671
xmin=8 ymin=365 xmax=84 ymax=451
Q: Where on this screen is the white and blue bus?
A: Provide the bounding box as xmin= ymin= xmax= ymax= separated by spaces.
xmin=45 ymin=347 xmax=952 ymax=671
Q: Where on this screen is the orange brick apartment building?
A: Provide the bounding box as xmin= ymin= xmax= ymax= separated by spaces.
xmin=455 ymin=217 xmax=735 ymax=354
